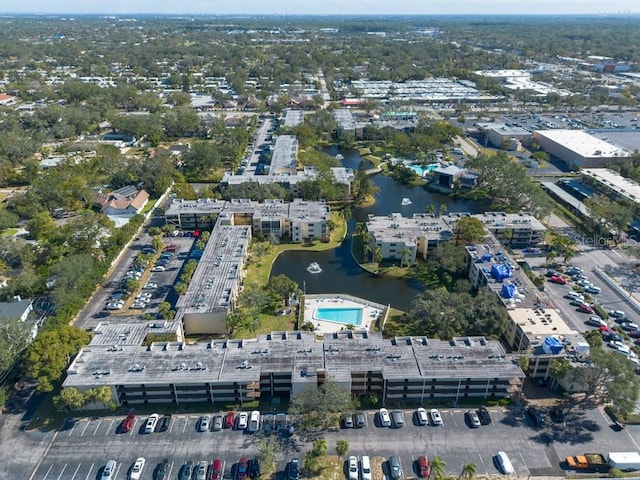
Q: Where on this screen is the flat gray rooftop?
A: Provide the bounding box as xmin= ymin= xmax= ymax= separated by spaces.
xmin=64 ymin=329 xmax=524 ymax=389
xmin=269 ymin=135 xmax=298 ymax=175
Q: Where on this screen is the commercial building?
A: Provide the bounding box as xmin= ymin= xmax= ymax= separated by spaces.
xmin=63 ymin=326 xmax=524 ymax=408
xmin=476 ymin=123 xmax=532 ymax=150
xmin=532 ymin=129 xmax=631 ymax=169
xmin=581 ymin=168 xmax=640 ymax=206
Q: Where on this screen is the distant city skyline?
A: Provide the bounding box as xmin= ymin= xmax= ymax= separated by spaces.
xmin=1 ymin=0 xmax=637 ymax=16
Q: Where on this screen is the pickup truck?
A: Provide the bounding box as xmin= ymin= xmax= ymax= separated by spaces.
xmin=565 ymin=453 xmax=608 ymax=471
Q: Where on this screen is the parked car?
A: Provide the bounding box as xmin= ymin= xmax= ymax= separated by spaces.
xmin=179 ymin=461 xmax=194 ymax=480
xmin=430 ymin=409 xmax=443 ymax=426
xmin=348 ymin=456 xmax=359 ymax=480
xmin=578 ymin=303 xmax=595 ymax=314
xmin=585 ymin=286 xmax=602 ymax=294
xmin=130 ymin=457 xmax=145 ymax=480
xmin=101 ymin=460 xmax=117 ymax=480
xmin=495 ymin=451 xmax=515 ymax=475
xmin=549 ymin=275 xmax=567 ymax=285
xmin=156 ymin=459 xmax=169 ymax=480
xmin=237 ymin=457 xmax=249 ymax=480
xmin=355 ymin=412 xmax=366 ymax=428
xmin=477 ymin=406 xmax=492 ymax=425
xmin=576 ymin=279 xmax=592 ymax=288
xmin=378 ymin=408 xmax=391 ymax=427
xmin=391 ymin=410 xmax=405 ymax=428
xmin=209 ymin=459 xmax=222 ymax=480
xmin=248 ymin=410 xmax=260 ymax=433
xmin=198 ymin=416 xmax=210 ymax=432
xmin=416 ymin=407 xmax=429 ymax=426
xmin=342 ymin=414 xmax=354 ymax=428
xmin=288 ymin=458 xmax=300 ymax=480
xmin=121 ymin=413 xmax=135 ymax=433
xmin=586 ymin=316 xmax=607 ymax=328
xmin=465 ymin=411 xmax=481 ymax=428
xmin=526 ymin=407 xmax=545 ymax=427
xmin=361 ymin=456 xmax=372 ymax=480
xmin=622 ymin=322 xmax=640 ymax=332
xmin=249 ymin=457 xmax=260 ymax=479
xmin=151 ymin=265 xmax=166 ymax=272
xmin=609 ymin=309 xmax=626 ymax=318
xmin=417 ymin=456 xmax=430 ymax=478
xmin=237 ymin=412 xmax=249 ymax=430
xmin=144 ymin=413 xmax=159 ymax=433
xmin=194 ymin=460 xmax=208 ymax=480
xmin=158 ymin=414 xmax=172 ymax=432
xmin=212 ymin=414 xmax=223 ymax=431
xmin=224 ymin=411 xmax=235 ymax=429
xmin=389 ymin=456 xmax=401 ymax=479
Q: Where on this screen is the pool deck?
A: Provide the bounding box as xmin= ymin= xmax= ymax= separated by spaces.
xmin=303 ymin=295 xmax=383 ymax=334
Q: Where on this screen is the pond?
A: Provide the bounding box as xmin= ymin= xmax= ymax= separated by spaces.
xmin=270 ymin=147 xmax=478 ymax=312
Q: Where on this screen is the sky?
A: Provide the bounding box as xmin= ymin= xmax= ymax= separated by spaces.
xmin=2 ymin=0 xmax=638 ymax=15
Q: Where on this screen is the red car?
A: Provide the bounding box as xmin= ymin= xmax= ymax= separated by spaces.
xmin=121 ymin=413 xmax=135 ymax=433
xmin=209 ymin=459 xmax=222 ymax=480
xmin=549 ymin=275 xmax=567 ymax=285
xmin=578 ymin=303 xmax=595 ymax=314
xmin=417 ymin=455 xmax=430 ymax=478
xmin=224 ymin=411 xmax=235 ymax=429
xmin=237 ymin=457 xmax=249 ymax=480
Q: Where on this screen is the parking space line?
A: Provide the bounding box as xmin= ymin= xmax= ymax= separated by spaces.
xmin=84 ymin=464 xmax=94 ymax=480
xmin=80 ymin=421 xmax=91 ymax=437
xmin=92 ymin=419 xmax=102 ymax=436
xmin=129 ymin=419 xmax=137 ymax=436
xmin=69 ymin=463 xmax=81 ymax=479
xmin=113 ymin=463 xmax=122 ymax=479
xmin=41 ymin=465 xmax=54 ymax=480
xmin=182 ymin=417 xmax=188 ymax=433
xmin=55 ymin=464 xmax=67 ymax=480
xmin=67 ymin=421 xmax=77 ymax=437
xmin=105 ymin=418 xmax=114 ymax=435
xmin=167 ymin=462 xmax=174 ymax=478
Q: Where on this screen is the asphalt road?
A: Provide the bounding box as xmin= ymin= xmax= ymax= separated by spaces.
xmin=11 ymin=404 xmax=640 ymax=480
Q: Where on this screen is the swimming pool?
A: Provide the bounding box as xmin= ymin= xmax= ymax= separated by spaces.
xmin=406 ymin=163 xmax=438 ymax=176
xmin=314 ymin=307 xmax=363 ymax=326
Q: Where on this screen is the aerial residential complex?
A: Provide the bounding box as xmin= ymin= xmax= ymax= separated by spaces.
xmin=365 ymin=211 xmax=546 ymax=264
xmin=63 ymin=323 xmax=524 ymax=408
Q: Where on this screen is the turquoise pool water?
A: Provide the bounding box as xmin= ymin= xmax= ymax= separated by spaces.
xmin=315 ymin=307 xmax=363 ymax=326
xmin=406 ymin=163 xmax=438 ymax=176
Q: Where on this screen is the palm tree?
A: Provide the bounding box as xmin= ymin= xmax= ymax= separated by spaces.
xmin=429 ymin=455 xmax=447 ymax=480
xmin=400 ymin=247 xmax=412 ymax=268
xmin=439 ymin=203 xmax=448 ymax=217
xmin=362 ymin=241 xmax=372 ymax=264
xmin=355 ymin=221 xmax=367 ymax=238
xmin=426 ymin=204 xmax=436 ymax=216
xmin=373 ymin=244 xmax=383 ymax=266
xmin=458 ymin=463 xmax=477 ymax=480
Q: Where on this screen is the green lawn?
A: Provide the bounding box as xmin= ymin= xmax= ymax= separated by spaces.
xmin=244 ymin=212 xmax=346 ymax=288
xmin=0 ymin=228 xmax=19 ymax=237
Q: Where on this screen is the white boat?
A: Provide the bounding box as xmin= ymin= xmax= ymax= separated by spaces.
xmin=335 ymin=154 xmax=344 ymax=160
xmin=306 ymin=262 xmax=322 ymax=274
xmin=401 ymin=197 xmax=412 ymax=206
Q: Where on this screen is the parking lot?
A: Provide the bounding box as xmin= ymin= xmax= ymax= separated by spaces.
xmin=23 ymin=403 xmax=640 ymax=480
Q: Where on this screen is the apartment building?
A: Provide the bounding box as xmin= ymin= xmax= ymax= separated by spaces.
xmin=63 ymin=327 xmax=524 ymax=408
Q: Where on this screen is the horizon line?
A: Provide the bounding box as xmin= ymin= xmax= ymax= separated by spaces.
xmin=0 ymin=12 xmax=638 ymax=17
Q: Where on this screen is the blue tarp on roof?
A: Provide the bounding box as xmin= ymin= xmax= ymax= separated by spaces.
xmin=543 ymin=336 xmax=563 ymax=355
xmin=481 ymin=253 xmax=492 ymax=262
xmin=491 ymin=264 xmax=512 ymax=281
xmin=501 ymin=283 xmax=516 ymax=299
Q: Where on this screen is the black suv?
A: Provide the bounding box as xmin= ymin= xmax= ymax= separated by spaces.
xmin=249 ymin=457 xmax=261 ymax=479
xmin=159 ymin=414 xmax=172 ymax=432
xmin=526 ymin=407 xmax=545 ymax=427
xmin=288 ymin=458 xmax=300 ymax=480
xmin=476 ymin=406 xmax=492 ymax=425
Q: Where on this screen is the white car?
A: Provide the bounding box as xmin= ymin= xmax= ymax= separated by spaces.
xmin=496 ymin=451 xmax=514 ymax=475
xmin=101 ymin=460 xmax=117 ymax=480
xmin=361 ymin=456 xmax=372 ymax=480
xmin=237 ymin=412 xmax=249 ymax=430
xmin=608 ymin=341 xmax=631 ymax=356
xmin=248 ymin=410 xmax=260 ymax=433
xmin=348 ymin=456 xmax=359 ymax=480
xmin=130 ymin=457 xmax=145 ymax=480
xmin=430 ymin=409 xmax=443 ymax=426
xmin=416 ymin=407 xmax=429 ymax=426
xmin=151 ymin=266 xmax=166 ymax=272
xmin=199 ymin=415 xmax=210 ymax=432
xmin=144 ymin=413 xmax=160 ymax=433
xmin=609 ymin=309 xmax=626 ymax=318
xmin=378 ymin=408 xmax=391 ymax=427
xmin=143 ymin=282 xmax=158 ymax=290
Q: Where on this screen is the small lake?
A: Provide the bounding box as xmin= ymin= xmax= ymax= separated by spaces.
xmin=270 ymin=147 xmax=478 ymax=312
